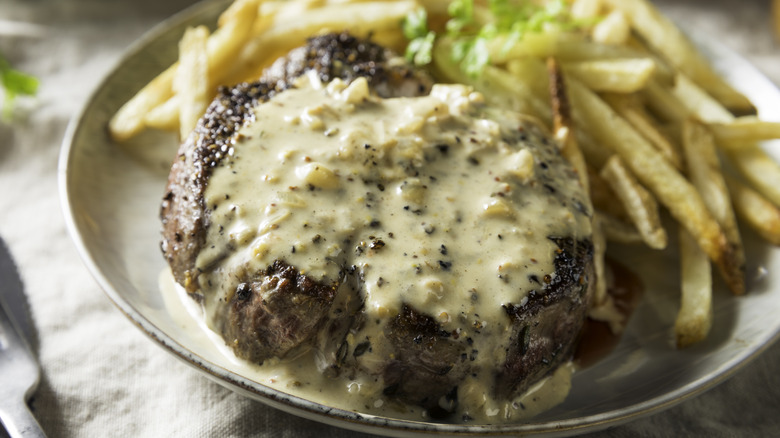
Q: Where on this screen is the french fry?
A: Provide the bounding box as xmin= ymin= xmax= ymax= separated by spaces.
xmin=591 ymin=9 xmax=630 ymax=46
xmin=144 ymin=96 xmax=180 ymax=132
xmin=600 ymin=156 xmax=667 ymax=250
xmin=725 ymin=175 xmax=780 ymax=246
xmin=671 ymin=73 xmax=732 ymax=123
xmin=548 ymin=57 xmax=589 ymax=192
xmin=681 ymin=119 xmax=745 ymax=295
xmin=565 ymin=74 xmax=741 ymax=294
xmin=601 ymin=92 xmax=682 ymax=169
xmin=707 ymin=117 xmax=780 ymax=148
xmin=109 ymin=67 xmax=176 ymax=142
xmin=207 ymin=0 xmax=261 ymax=86
xmin=602 ymin=0 xmax=755 ymax=115
xmin=175 ymin=26 xmax=211 ymax=140
xmin=571 ymin=0 xmax=603 ymax=20
xmin=676 ymin=225 xmax=713 ymax=348
xmin=726 ymin=146 xmax=780 ymax=208
xmin=672 ymin=74 xmax=780 ymax=208
xmin=562 ymin=58 xmax=655 ymax=94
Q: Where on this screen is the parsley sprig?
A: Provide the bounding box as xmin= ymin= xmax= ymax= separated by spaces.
xmin=0 ymin=52 xmax=39 ymax=120
xmin=403 ymin=0 xmax=584 ymax=77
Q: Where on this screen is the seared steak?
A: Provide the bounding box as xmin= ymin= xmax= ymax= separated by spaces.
xmin=160 ymin=32 xmax=594 ymax=420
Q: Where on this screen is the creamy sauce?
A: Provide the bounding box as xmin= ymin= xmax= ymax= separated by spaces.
xmin=186 ymin=73 xmax=592 ymax=422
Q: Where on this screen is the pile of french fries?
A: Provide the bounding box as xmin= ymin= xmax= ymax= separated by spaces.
xmin=110 ymin=0 xmax=780 ymax=349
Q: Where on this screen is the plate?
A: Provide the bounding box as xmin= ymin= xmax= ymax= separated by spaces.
xmin=58 ymin=0 xmax=780 ymax=436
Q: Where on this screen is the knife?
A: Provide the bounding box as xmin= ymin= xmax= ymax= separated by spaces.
xmin=0 ymin=238 xmax=46 ymax=438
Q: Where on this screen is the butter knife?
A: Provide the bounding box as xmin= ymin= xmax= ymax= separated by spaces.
xmin=0 ymin=238 xmax=46 ymax=438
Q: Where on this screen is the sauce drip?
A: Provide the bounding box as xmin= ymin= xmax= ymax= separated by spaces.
xmin=575 ymin=258 xmax=643 ymax=368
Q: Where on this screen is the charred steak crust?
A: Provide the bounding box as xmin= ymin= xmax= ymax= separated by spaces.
xmin=498 ymin=237 xmax=594 ymax=399
xmin=160 ymin=32 xmax=434 ymax=292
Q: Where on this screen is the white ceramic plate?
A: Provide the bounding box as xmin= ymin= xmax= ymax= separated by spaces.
xmin=59 ymin=1 xmax=780 ymax=436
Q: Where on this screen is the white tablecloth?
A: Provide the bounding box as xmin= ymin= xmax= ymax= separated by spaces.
xmin=1 ymin=0 xmax=778 ymax=436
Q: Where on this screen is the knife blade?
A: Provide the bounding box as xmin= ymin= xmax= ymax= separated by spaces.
xmin=0 ymin=238 xmax=46 ymax=438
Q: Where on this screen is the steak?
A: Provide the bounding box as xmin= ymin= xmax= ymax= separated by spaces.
xmin=160 ymin=32 xmax=594 ymax=420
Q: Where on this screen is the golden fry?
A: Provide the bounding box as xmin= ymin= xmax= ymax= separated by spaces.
xmin=676 ymin=225 xmax=713 ymax=348
xmin=109 ymin=67 xmax=176 ymax=142
xmin=563 ymin=58 xmax=655 ymax=93
xmin=725 ymin=175 xmax=780 ymax=246
xmin=143 ymin=96 xmax=180 ymax=132
xmin=591 ymin=10 xmax=630 ymax=46
xmin=548 ymin=57 xmax=589 ymax=192
xmin=601 ymin=92 xmax=682 ymax=169
xmin=708 ymin=117 xmax=780 ymax=149
xmin=682 ymin=119 xmax=745 ymax=295
xmin=176 ymin=26 xmax=211 ymax=140
xmin=571 ymin=0 xmax=603 ymax=20
xmin=600 ymin=156 xmax=667 ymax=250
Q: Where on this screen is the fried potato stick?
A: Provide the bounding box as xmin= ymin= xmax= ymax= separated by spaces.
xmin=676 ymin=225 xmax=713 ymax=348
xmin=600 ymin=156 xmax=667 ymax=250
xmin=682 ymin=119 xmax=745 ymax=295
xmin=175 ymin=26 xmax=211 ymax=140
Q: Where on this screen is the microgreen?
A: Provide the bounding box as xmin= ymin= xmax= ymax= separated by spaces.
xmin=403 ymin=0 xmax=588 ymax=77
xmin=0 ymin=52 xmax=39 ymax=121
xmin=402 ymin=7 xmax=436 ymax=66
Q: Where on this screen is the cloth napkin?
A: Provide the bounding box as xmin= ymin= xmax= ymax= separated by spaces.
xmin=1 ymin=0 xmax=778 ymax=436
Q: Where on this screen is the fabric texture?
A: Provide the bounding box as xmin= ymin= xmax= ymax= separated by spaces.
xmin=0 ymin=0 xmax=778 ymax=436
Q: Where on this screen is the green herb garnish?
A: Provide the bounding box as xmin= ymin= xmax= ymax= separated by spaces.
xmin=0 ymin=52 xmax=39 ymax=120
xmin=402 ymin=7 xmax=436 ymax=66
xmin=404 ymin=0 xmax=586 ymax=77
